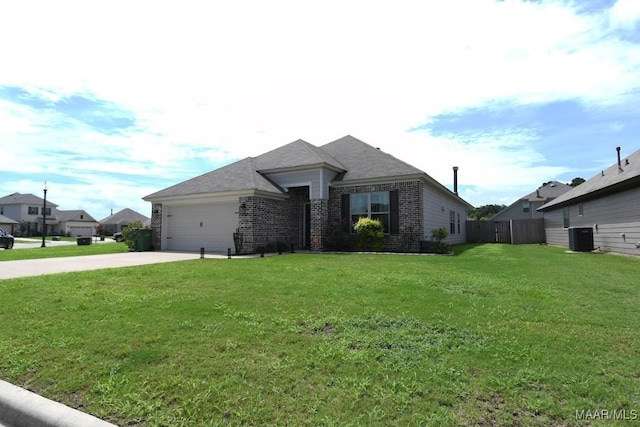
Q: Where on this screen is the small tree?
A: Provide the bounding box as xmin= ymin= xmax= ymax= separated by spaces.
xmin=431 ymin=227 xmax=450 ymax=254
xmin=16 ymin=220 xmax=29 ymax=237
xmin=569 ymin=177 xmax=585 ymax=187
xmin=122 ymin=220 xmax=147 ymax=250
xmin=353 ymin=217 xmax=384 ymax=251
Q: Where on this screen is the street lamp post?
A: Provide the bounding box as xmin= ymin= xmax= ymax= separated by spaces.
xmin=41 ymin=182 xmax=48 ymax=248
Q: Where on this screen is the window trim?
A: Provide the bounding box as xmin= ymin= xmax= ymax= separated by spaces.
xmin=342 ymin=190 xmax=400 ymax=235
xmin=563 ymin=207 xmax=570 ymax=229
xmin=449 ymin=210 xmax=456 ymax=235
xmin=350 ymin=192 xmax=391 ymax=234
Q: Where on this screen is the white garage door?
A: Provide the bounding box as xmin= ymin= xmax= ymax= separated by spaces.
xmin=69 ymin=226 xmax=94 ymax=237
xmin=165 ymin=203 xmax=238 ymax=252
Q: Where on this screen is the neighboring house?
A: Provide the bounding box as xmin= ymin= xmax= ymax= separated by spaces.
xmin=538 ymin=147 xmax=640 ymax=256
xmin=491 ymin=181 xmax=572 ymax=221
xmin=0 ymin=214 xmax=19 ymax=235
xmin=143 ymin=135 xmax=472 ymax=253
xmin=99 ymin=208 xmax=150 ymax=234
xmin=54 ymin=210 xmax=98 ymax=237
xmin=0 ymin=192 xmax=59 ymax=236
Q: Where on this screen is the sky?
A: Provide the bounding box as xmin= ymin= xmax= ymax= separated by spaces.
xmin=1 ymin=0 xmax=640 ymax=220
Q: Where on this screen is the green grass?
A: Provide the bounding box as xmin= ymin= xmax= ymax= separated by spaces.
xmin=1 ymin=244 xmax=639 ymax=426
xmin=0 ymin=241 xmax=128 ymax=261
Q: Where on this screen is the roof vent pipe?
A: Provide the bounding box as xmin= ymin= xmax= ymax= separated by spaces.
xmin=453 ymin=166 xmax=459 ymax=195
xmin=617 ymin=146 xmax=622 ymax=169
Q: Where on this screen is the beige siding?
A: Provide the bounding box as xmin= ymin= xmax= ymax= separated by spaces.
xmin=423 ymin=187 xmax=467 ymax=244
xmin=542 ymin=187 xmax=640 ymax=256
xmin=492 ymin=200 xmax=546 ymax=221
xmin=592 ymin=221 xmax=640 ymax=254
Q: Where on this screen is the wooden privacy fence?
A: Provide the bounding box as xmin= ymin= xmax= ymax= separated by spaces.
xmin=465 ymin=219 xmax=545 ymax=244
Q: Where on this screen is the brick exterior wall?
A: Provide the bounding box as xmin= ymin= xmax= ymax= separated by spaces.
xmin=309 ymin=198 xmax=328 ymax=252
xmin=151 ymin=203 xmax=163 ymax=250
xmin=328 ymin=181 xmax=424 ymax=252
xmin=151 ymin=182 xmax=423 ymax=253
xmin=237 ymin=187 xmax=309 ymax=254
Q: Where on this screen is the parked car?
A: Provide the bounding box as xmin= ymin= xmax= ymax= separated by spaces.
xmin=0 ymin=228 xmax=14 ymax=249
xmin=113 ymin=232 xmax=123 ymax=242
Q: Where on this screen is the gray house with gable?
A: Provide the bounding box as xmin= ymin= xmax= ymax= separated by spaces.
xmin=491 ymin=181 xmax=571 ymax=222
xmin=144 ymin=135 xmax=471 ymax=253
xmin=538 ymin=147 xmax=640 ymax=256
xmin=0 ymin=192 xmax=59 ymax=236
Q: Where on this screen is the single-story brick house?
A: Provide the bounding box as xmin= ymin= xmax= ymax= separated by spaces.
xmin=538 ymin=147 xmax=640 ymax=256
xmin=143 ymin=135 xmax=472 ymax=253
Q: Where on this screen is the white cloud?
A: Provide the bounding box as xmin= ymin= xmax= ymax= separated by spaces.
xmin=1 ymin=0 xmax=640 ymax=210
xmin=610 ymin=0 xmax=640 ymax=29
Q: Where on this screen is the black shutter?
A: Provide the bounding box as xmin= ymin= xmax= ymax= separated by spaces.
xmin=341 ymin=194 xmax=350 ymax=232
xmin=390 ymin=190 xmax=399 ymax=234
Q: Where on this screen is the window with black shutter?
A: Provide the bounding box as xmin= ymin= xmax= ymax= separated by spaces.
xmin=345 ymin=191 xmax=399 ymax=234
xmin=341 ymin=193 xmax=350 ymax=232
xmin=389 ymin=190 xmax=399 ymax=235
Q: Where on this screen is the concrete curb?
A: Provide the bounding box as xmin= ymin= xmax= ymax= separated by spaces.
xmin=0 ymin=380 xmax=117 ymax=427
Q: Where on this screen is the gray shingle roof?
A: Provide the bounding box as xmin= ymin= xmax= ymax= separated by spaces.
xmin=254 ymin=139 xmax=345 ymax=171
xmin=144 ymin=135 xmax=470 ymax=208
xmin=143 ymin=157 xmax=284 ymax=200
xmin=99 ymin=208 xmax=149 ymax=225
xmin=539 ymin=147 xmax=640 ymax=211
xmin=0 ymin=214 xmax=19 ymax=224
xmin=57 ymin=210 xmax=97 ymax=222
xmin=0 ymin=192 xmax=59 ymax=207
xmin=522 ymin=181 xmax=572 ymax=202
xmin=321 ymin=135 xmax=424 ymax=181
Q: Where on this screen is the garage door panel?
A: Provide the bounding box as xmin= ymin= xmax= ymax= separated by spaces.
xmin=166 ymin=203 xmax=238 ymax=252
xmin=69 ymin=226 xmax=94 ymax=237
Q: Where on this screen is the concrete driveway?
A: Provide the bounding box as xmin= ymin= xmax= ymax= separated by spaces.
xmin=0 ymin=251 xmax=225 ymax=280
xmin=2 ymin=237 xmax=245 ymax=279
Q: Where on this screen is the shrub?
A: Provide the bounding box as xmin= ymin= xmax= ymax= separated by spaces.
xmin=431 ymin=227 xmax=450 ymax=254
xmin=354 ymin=217 xmax=384 ymax=251
xmin=323 ymin=220 xmax=356 ymax=251
xmin=122 ymin=220 xmax=149 ymax=250
xmin=16 ymin=220 xmax=29 ymax=237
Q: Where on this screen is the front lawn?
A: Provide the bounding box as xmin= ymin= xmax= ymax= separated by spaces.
xmin=0 ymin=241 xmax=128 ymax=261
xmin=0 ymin=244 xmax=638 ymax=426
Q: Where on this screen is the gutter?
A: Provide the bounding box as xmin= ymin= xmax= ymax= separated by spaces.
xmin=0 ymin=379 xmax=117 ymax=427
